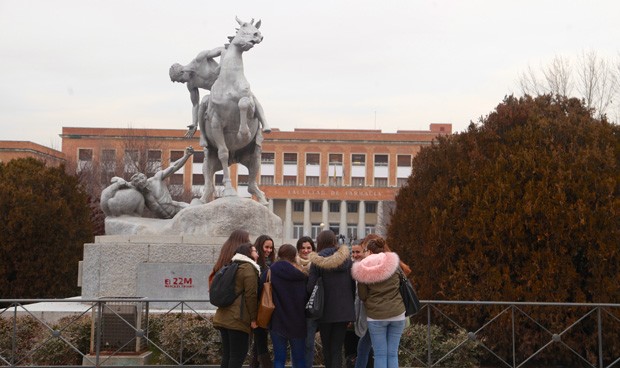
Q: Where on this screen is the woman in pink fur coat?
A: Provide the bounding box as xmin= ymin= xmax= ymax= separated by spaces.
xmin=350 ymin=237 xmax=406 ymax=368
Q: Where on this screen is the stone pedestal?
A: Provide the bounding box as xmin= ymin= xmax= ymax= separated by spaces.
xmin=81 ymin=197 xmax=283 ymax=307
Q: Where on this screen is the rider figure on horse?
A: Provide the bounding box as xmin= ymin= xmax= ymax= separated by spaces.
xmin=170 ymin=45 xmax=271 ymax=140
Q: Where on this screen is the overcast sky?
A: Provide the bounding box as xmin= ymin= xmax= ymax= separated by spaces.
xmin=1 ymin=0 xmax=618 ymax=148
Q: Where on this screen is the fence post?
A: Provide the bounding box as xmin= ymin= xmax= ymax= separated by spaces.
xmin=95 ymin=301 xmax=103 ymax=367
xmin=598 ymin=307 xmax=603 ymax=368
xmin=180 ymin=302 xmax=185 ymax=363
xmin=12 ymin=303 xmax=17 ymax=367
xmin=427 ymin=304 xmax=431 ymax=367
xmin=511 ymin=305 xmax=516 ymax=368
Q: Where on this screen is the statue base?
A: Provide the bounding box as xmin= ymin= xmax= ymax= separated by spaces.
xmin=82 ymin=197 xmax=282 ymax=307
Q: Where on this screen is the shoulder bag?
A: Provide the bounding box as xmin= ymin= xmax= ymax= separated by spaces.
xmin=305 ymin=275 xmax=324 ymax=320
xmin=398 ymin=268 xmax=421 ymax=316
xmin=257 ymin=270 xmax=275 ymax=328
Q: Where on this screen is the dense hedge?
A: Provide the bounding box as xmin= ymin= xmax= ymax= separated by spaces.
xmin=0 ymin=158 xmax=93 ymax=299
xmin=0 ymin=314 xmax=478 ymax=366
xmin=387 ymin=95 xmax=620 ymax=365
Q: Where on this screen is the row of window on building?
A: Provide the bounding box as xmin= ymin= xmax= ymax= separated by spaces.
xmin=77 ymin=148 xmax=413 ymax=188
xmin=263 ymin=152 xmax=411 ymax=166
xmin=291 ymin=200 xmax=377 ymax=214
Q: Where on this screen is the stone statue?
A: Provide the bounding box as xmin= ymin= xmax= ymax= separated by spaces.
xmin=171 ymin=46 xmax=271 ymax=145
xmin=183 ymin=17 xmax=269 ymax=206
xmin=170 ymin=47 xmax=224 ymax=138
xmin=100 ymin=178 xmax=145 ymax=217
xmin=100 ymin=146 xmax=195 ymax=219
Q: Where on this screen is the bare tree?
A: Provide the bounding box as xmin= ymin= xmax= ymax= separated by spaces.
xmin=120 ymin=128 xmax=165 ymax=178
xmin=518 ymin=51 xmax=619 ymax=122
xmin=616 ymin=54 xmax=620 ymax=122
xmin=520 ymin=56 xmax=572 ymax=97
xmin=576 ymin=51 xmax=618 ymax=117
xmin=543 ymin=55 xmax=573 ymax=97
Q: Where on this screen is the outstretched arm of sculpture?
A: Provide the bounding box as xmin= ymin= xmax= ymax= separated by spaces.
xmin=189 ymin=87 xmax=200 ymax=132
xmin=110 ymin=176 xmax=132 ymax=189
xmin=194 ymin=46 xmax=225 ymax=63
xmin=160 ymin=146 xmax=194 ymax=179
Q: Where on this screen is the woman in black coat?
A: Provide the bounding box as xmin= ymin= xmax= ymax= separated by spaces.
xmin=307 ymin=230 xmax=355 ymax=368
xmin=269 ymin=244 xmax=308 ymax=368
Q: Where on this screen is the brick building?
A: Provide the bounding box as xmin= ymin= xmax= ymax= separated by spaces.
xmin=61 ymin=124 xmax=451 ymax=240
xmin=0 ymin=140 xmax=66 ymax=166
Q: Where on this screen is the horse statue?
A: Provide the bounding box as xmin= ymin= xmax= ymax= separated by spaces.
xmin=193 ymin=17 xmax=268 ymax=205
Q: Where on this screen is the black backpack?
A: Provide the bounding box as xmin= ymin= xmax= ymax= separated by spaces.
xmin=209 ymin=262 xmax=241 ymax=307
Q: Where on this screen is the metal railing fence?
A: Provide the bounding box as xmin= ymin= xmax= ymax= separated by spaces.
xmin=0 ymin=298 xmax=619 ymax=368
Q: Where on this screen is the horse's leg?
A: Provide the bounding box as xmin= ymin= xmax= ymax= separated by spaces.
xmin=200 ymin=146 xmax=224 ymax=203
xmin=209 ymin=121 xmax=237 ymax=197
xmin=237 ymin=96 xmax=254 ymax=141
xmin=241 ymin=144 xmax=268 ymax=206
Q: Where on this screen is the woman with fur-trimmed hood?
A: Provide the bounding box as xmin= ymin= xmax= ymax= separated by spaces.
xmin=351 ymin=237 xmax=406 ymax=368
xmin=307 ymin=230 xmax=355 ymax=368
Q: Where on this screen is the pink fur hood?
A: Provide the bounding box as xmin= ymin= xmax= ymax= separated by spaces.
xmin=351 ymin=252 xmax=400 ymax=284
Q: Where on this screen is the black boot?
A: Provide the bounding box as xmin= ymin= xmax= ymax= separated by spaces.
xmin=258 ymin=353 xmax=272 ymax=368
xmin=249 ymin=346 xmax=259 ymax=368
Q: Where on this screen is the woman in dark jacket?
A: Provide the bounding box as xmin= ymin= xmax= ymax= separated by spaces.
xmin=250 ymin=234 xmax=275 ymax=368
xmin=269 ymin=244 xmax=307 ymax=368
xmin=213 ymin=243 xmax=260 ymax=368
xmin=307 ymin=230 xmax=355 ymax=368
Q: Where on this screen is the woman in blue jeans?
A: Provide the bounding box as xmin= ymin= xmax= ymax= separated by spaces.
xmin=351 ymin=237 xmax=406 ymax=368
xmin=269 ymin=244 xmax=308 ymax=368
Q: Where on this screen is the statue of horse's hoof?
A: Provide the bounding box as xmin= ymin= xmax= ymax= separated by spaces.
xmin=222 ymin=188 xmax=238 ymax=197
xmin=190 ymin=198 xmax=205 ymax=206
xmin=263 ymin=127 xmax=272 ymax=134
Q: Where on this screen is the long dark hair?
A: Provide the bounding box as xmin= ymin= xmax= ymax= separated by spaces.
xmin=213 ymin=229 xmax=250 ymax=273
xmin=316 ymin=230 xmax=337 ymax=252
xmin=296 ymin=236 xmax=316 ymax=252
xmin=254 ymin=234 xmax=275 ymax=269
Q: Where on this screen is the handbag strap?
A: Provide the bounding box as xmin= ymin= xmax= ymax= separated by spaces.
xmin=266 ymin=269 xmax=271 ymax=282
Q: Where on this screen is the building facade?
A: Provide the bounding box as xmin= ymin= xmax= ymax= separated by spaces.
xmin=61 ymin=124 xmax=451 ymax=241
xmin=0 ymin=141 xmax=66 ymax=166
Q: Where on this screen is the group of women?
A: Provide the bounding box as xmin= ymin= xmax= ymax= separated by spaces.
xmin=209 ymin=229 xmax=410 ymax=368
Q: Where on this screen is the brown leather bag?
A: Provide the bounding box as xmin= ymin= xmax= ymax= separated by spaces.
xmin=257 ymin=269 xmax=275 ymax=328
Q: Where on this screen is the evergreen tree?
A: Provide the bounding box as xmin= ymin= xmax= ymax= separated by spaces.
xmin=0 ymin=158 xmax=93 ymax=298
xmin=387 ymin=95 xmax=619 ymax=363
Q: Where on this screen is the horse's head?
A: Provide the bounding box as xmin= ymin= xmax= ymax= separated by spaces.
xmin=229 ymin=17 xmax=263 ymax=52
